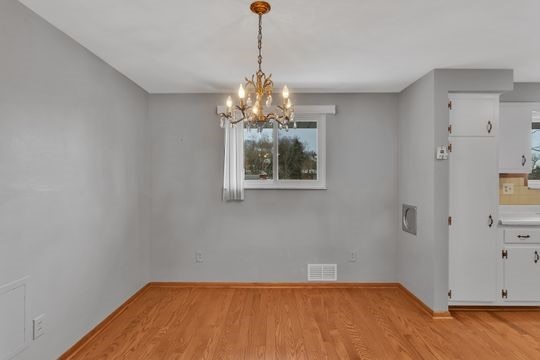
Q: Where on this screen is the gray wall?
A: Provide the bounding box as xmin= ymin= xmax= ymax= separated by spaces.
xmin=397 ymin=72 xmax=437 ymax=308
xmin=397 ymin=69 xmax=513 ymax=312
xmin=148 ymin=93 xmax=398 ymax=282
xmin=0 ymin=0 xmax=149 ymax=359
xmin=501 ymin=83 xmax=540 ymax=102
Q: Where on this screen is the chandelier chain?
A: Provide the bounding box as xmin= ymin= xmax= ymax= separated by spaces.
xmin=257 ymin=14 xmax=263 ymax=71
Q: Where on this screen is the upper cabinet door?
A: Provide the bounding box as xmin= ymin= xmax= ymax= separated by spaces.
xmin=449 ymin=94 xmax=499 ymax=137
xmin=499 ymin=103 xmax=532 ymax=173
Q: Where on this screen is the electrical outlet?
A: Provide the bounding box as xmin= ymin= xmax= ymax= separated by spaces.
xmin=33 ymin=314 xmax=45 ymax=340
xmin=503 ymin=183 xmax=514 ymax=195
xmin=195 ymin=251 xmax=204 ymax=263
xmin=348 ymin=251 xmax=358 ymax=263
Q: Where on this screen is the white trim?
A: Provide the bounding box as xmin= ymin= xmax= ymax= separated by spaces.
xmin=499 ymin=102 xmax=540 ymax=108
xmin=293 ymin=105 xmax=336 ymax=114
xmin=244 ymin=182 xmax=327 ymax=190
xmin=244 ymin=114 xmax=327 ymax=190
xmin=528 ymin=180 xmax=540 ymax=189
xmin=1 ymin=276 xmax=30 ymax=360
xmin=448 ymin=93 xmax=502 ymax=99
xmin=530 ymin=114 xmax=540 ymax=186
xmin=217 ymin=104 xmax=336 ymax=115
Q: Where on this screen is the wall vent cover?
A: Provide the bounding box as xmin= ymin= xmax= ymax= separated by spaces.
xmin=308 ymin=264 xmax=337 ymax=281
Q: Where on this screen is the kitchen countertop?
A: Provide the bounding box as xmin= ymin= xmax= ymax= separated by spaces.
xmin=499 ymin=205 xmax=540 ymax=226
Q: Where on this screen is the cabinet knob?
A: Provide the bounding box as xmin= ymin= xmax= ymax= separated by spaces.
xmin=522 ymin=155 xmax=527 ymax=167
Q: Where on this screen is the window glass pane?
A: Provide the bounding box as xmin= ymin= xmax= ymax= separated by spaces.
xmin=244 ymin=124 xmax=273 ymax=180
xmin=278 ymin=121 xmax=317 ymax=180
xmin=530 ymin=121 xmax=540 ymax=180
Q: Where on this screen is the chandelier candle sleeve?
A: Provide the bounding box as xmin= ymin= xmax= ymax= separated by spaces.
xmin=218 ymin=1 xmax=295 ymax=132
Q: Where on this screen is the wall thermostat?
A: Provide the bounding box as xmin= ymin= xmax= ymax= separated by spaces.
xmin=436 ymin=146 xmax=449 ymax=160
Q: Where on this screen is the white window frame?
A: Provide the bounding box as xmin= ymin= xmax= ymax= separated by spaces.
xmin=217 ymin=105 xmax=334 ymax=190
xmin=529 ymin=111 xmax=540 ymax=189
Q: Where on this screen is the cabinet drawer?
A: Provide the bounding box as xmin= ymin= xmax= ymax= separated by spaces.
xmin=505 ymin=229 xmax=540 ymax=244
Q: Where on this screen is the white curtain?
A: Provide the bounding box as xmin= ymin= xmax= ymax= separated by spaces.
xmin=223 ymin=121 xmax=244 ymax=201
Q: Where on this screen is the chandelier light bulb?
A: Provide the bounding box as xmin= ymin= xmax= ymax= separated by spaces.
xmin=253 ymin=105 xmax=259 ymax=115
xmin=282 ymin=85 xmax=289 ymax=99
xmin=238 ymin=84 xmax=246 ymax=99
xmin=286 ymin=98 xmax=292 ymax=109
xmin=226 ymin=96 xmax=233 ymax=109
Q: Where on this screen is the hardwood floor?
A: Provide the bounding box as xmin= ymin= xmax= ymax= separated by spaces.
xmin=64 ymin=285 xmax=540 ymax=359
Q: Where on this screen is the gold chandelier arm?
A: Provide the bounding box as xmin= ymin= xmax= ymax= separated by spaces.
xmin=244 ymin=77 xmax=256 ymax=93
xmin=231 ymin=105 xmax=249 ymax=124
xmin=265 ymin=113 xmax=286 ymax=126
xmin=219 ymin=104 xmax=252 ymax=125
xmin=263 ymin=75 xmax=273 ymax=93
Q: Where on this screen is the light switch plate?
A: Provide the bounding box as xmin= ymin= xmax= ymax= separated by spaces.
xmin=33 ymin=314 xmax=45 ymax=340
xmin=436 ymin=146 xmax=449 ymax=160
xmin=503 ymin=183 xmax=514 ymax=195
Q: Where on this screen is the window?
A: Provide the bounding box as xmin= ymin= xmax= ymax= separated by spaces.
xmin=244 ymin=114 xmax=326 ymax=189
xmin=530 ymin=113 xmax=540 ymax=188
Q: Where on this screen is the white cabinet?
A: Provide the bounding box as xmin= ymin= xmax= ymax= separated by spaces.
xmin=447 ymin=95 xmax=540 ymax=306
xmin=504 ymin=228 xmax=540 ymax=244
xmin=449 ymin=137 xmax=498 ymax=302
xmin=449 ymin=94 xmax=499 ymax=137
xmin=499 ymin=103 xmax=532 ymax=173
xmin=503 ymin=246 xmax=540 ymax=302
xmin=448 ymin=93 xmax=500 ymax=304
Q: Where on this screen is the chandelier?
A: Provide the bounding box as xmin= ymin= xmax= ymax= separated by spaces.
xmin=219 ymin=1 xmax=295 ymax=132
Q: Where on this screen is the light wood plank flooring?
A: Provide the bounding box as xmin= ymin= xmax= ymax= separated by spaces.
xmin=65 ymin=286 xmax=540 ymax=359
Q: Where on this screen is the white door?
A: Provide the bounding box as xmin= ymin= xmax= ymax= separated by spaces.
xmin=449 ymin=94 xmax=499 ymax=137
xmin=449 ymin=137 xmax=498 ymax=302
xmin=499 ymin=103 xmax=532 ymax=173
xmin=503 ymin=247 xmax=540 ymax=302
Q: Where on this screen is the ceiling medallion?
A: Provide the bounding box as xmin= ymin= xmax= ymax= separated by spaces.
xmin=219 ymin=1 xmax=295 ymax=131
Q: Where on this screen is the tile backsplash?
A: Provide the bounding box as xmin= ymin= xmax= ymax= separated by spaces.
xmin=500 ymin=174 xmax=540 ymax=205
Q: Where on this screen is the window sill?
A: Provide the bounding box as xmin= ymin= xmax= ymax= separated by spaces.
xmin=244 ymin=182 xmax=327 ymax=190
xmin=528 ymin=180 xmax=540 ymax=190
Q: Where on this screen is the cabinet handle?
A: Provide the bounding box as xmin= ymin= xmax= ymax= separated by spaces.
xmin=518 ymin=235 xmax=531 ymax=239
xmin=487 ymin=121 xmax=493 ymax=134
xmin=522 ymin=155 xmax=527 ymax=167
xmin=488 ymin=215 xmax=494 ymax=228
xmin=535 ymin=251 xmax=539 ymax=264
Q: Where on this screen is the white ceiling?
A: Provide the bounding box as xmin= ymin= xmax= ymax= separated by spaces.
xmin=18 ymin=0 xmax=540 ymax=93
